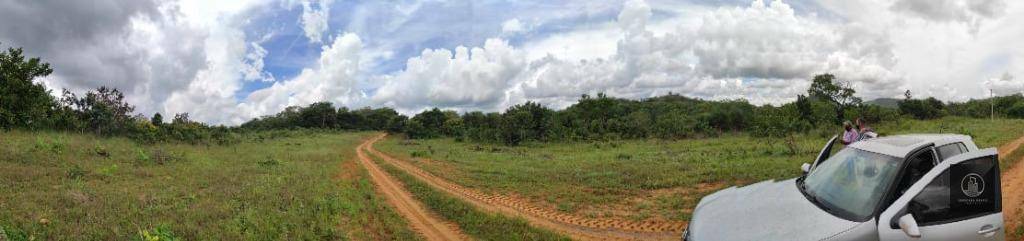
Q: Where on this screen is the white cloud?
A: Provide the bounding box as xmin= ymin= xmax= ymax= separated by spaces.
xmin=368 ymin=0 xmax=912 ymax=115
xmin=300 ymin=0 xmax=332 ymax=43
xmin=238 ymin=33 xmax=364 ymax=121
xmin=985 ymin=73 xmax=1022 ymax=96
xmin=521 ymin=24 xmax=621 ymax=62
xmin=372 ymin=38 xmax=526 ymax=113
xmin=12 ymin=0 xmax=1020 ymax=124
xmin=890 ymin=0 xmax=1006 ymax=30
xmin=242 ymin=42 xmax=275 ymax=82
xmin=501 ymin=18 xmax=525 ymax=35
xmin=513 ymin=0 xmax=905 ymax=108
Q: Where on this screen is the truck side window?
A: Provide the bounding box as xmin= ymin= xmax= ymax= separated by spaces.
xmin=895 ymin=149 xmax=937 ymax=196
xmin=936 ymin=143 xmax=967 ymax=161
xmin=907 ymin=156 xmax=999 ymax=226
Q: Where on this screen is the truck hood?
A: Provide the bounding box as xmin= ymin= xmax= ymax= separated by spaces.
xmin=687 ymin=178 xmax=863 ymax=241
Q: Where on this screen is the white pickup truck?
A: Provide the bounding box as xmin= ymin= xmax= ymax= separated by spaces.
xmin=684 ymin=134 xmax=1004 ymax=241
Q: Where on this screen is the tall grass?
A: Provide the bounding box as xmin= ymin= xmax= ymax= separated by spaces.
xmin=0 ymin=130 xmax=416 ymax=240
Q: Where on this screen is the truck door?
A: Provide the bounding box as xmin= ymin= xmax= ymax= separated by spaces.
xmin=877 ymin=148 xmax=1004 ymax=241
xmin=809 ymin=135 xmax=838 ymax=172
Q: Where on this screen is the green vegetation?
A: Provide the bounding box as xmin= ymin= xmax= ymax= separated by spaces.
xmin=6 ymin=41 xmax=1024 ymax=148
xmin=0 ymin=130 xmax=417 ymax=240
xmin=376 ymin=117 xmax=1024 ymax=222
xmin=368 ymin=153 xmax=569 ymax=241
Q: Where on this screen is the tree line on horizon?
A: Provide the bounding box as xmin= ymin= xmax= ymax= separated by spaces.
xmin=3 ymin=43 xmax=1023 ymax=146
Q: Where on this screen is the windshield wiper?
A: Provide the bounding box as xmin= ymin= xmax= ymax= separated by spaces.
xmin=813 ymin=195 xmax=832 ymax=212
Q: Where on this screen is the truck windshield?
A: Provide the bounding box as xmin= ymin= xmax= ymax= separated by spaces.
xmin=799 ymin=147 xmax=902 ymax=221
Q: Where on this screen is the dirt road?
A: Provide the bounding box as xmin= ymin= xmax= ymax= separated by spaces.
xmin=998 ymin=136 xmax=1024 ymax=236
xmin=363 ymin=134 xmax=684 ymax=241
xmin=354 ymin=135 xmax=466 ymax=241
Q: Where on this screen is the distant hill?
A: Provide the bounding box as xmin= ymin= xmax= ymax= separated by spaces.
xmin=865 ymin=98 xmax=901 ymax=108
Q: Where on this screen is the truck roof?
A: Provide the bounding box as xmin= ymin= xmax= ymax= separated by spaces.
xmin=849 ymin=134 xmax=976 ymax=157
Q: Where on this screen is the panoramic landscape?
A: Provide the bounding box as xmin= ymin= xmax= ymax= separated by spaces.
xmin=3 ymin=0 xmax=1024 ymax=240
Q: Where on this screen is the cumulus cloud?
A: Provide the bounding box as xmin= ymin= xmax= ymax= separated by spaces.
xmin=238 ymin=33 xmax=364 ymax=120
xmin=514 ymin=0 xmax=904 ymax=108
xmin=372 ymin=39 xmax=526 ymax=113
xmin=368 ymin=0 xmax=909 ymax=114
xmin=300 ymin=0 xmax=332 ymax=43
xmin=890 ymin=0 xmax=1006 ymax=33
xmin=13 ymin=0 xmax=1003 ymax=124
xmin=0 ymin=0 xmax=226 ymax=117
xmin=242 ymin=42 xmax=275 ymax=82
xmin=985 ymin=72 xmax=1022 ymax=96
xmin=501 ymin=19 xmax=526 ymax=35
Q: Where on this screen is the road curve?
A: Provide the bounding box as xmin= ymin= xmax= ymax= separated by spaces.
xmin=364 ymin=134 xmax=685 ymax=241
xmin=354 ymin=135 xmax=466 ymax=241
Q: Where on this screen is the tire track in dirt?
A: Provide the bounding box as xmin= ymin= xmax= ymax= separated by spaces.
xmin=997 ymin=135 xmax=1024 ymax=236
xmin=354 ymin=136 xmax=467 ymax=241
xmin=364 ymin=134 xmax=685 ymax=241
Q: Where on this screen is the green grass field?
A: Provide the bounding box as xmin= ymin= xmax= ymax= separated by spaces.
xmin=0 ymin=130 xmax=418 ymax=240
xmin=375 ymin=117 xmax=1024 ymax=222
xmin=3 ymin=117 xmax=1023 ymax=240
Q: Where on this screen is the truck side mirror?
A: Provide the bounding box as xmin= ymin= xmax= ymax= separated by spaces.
xmin=801 ymin=163 xmax=811 ymax=174
xmin=897 ymin=214 xmax=921 ymax=238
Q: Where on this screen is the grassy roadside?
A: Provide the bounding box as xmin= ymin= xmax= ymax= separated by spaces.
xmin=374 ymin=117 xmax=1024 ymax=222
xmin=0 ymin=130 xmax=416 ymax=240
xmin=366 ymin=152 xmax=569 ymax=241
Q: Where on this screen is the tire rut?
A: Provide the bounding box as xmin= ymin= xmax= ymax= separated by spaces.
xmin=354 ymin=135 xmax=467 ymax=241
xmin=365 ymin=134 xmax=684 ymax=241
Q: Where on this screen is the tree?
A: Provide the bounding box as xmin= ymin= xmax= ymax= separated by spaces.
xmin=0 ymin=43 xmax=55 ymax=129
xmin=899 ymin=97 xmax=945 ymax=119
xmin=410 ymin=108 xmax=448 ymax=138
xmin=151 ymin=113 xmax=164 ymax=126
xmin=499 ymin=102 xmax=554 ymax=145
xmin=808 ymin=73 xmax=862 ymax=122
xmin=299 ymin=101 xmax=337 ymax=128
xmin=1008 ymin=101 xmax=1024 ymax=118
xmin=66 ymin=87 xmax=135 ymax=136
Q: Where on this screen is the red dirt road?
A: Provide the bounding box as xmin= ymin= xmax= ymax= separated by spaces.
xmin=354 ymin=135 xmax=466 ymax=241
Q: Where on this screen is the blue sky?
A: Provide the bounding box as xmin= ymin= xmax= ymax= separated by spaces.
xmin=2 ymin=0 xmax=1021 ymax=125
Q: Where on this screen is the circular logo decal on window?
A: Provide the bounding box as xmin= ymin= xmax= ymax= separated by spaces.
xmin=960 ymin=173 xmax=985 ymax=198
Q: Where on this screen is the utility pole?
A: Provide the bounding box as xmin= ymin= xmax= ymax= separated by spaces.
xmin=991 ymin=89 xmax=995 ymax=120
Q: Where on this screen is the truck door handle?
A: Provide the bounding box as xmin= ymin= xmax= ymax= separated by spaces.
xmin=977 ymin=225 xmax=1000 ymax=235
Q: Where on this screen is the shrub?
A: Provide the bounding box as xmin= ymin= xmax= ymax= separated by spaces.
xmin=94 ymin=145 xmax=110 ymax=158
xmin=135 ymin=225 xmax=179 ymax=241
xmin=97 ymin=164 xmax=118 ymax=179
xmin=136 ymin=149 xmax=150 ymax=164
xmin=66 ymin=164 xmax=86 ymax=180
xmin=258 ymin=156 xmax=282 ymax=167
